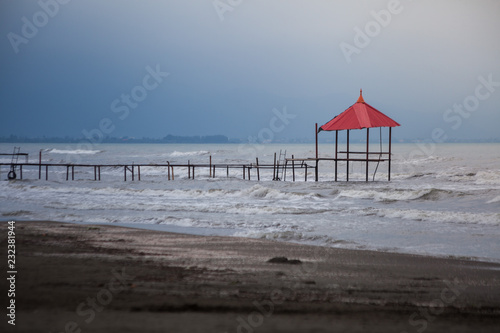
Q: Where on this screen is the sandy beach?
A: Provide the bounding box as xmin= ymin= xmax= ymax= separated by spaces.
xmin=2 ymin=220 xmax=500 ymax=332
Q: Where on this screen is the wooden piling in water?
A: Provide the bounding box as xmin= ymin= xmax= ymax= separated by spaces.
xmin=256 ymin=158 xmax=260 ymax=181
xmin=39 ymin=150 xmax=42 ymax=180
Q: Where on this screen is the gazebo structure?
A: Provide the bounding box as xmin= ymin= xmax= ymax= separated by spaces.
xmin=315 ymin=90 xmax=400 ymax=181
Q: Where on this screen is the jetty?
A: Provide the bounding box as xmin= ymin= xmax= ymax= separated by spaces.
xmin=0 ymin=152 xmax=314 ymax=182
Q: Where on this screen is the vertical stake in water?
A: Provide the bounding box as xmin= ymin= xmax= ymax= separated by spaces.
xmin=256 ymin=158 xmax=260 ymax=181
xmin=39 ymin=150 xmax=42 ymax=179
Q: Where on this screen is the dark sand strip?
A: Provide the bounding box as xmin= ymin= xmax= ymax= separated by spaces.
xmin=1 ymin=221 xmax=499 ymax=332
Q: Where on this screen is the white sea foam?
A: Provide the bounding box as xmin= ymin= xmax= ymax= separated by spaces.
xmin=360 ymin=207 xmax=500 ymax=225
xmin=47 ymin=149 xmax=103 ymax=155
xmin=487 ymin=196 xmax=500 ymax=204
xmin=169 ymin=150 xmax=210 ymax=157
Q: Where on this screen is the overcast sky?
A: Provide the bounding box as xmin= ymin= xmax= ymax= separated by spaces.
xmin=1 ymin=0 xmax=499 ymax=141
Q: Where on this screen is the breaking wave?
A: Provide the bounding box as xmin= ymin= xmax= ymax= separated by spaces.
xmin=47 ymin=149 xmax=103 ymax=155
xmin=169 ymin=150 xmax=210 ymax=157
xmin=337 ymin=188 xmax=465 ymax=202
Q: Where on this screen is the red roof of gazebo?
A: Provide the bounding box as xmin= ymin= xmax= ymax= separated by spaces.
xmin=319 ymin=90 xmax=400 ymax=131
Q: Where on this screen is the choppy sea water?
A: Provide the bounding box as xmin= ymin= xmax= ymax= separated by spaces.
xmin=1 ymin=143 xmax=499 ymax=262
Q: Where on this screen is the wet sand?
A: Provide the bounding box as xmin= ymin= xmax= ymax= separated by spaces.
xmin=1 ymin=221 xmax=500 ymax=332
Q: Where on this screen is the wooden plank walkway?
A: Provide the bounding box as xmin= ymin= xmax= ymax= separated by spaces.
xmin=0 ymin=158 xmax=315 ymax=182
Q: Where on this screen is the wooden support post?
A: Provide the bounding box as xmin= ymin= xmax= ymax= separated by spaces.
xmin=315 ymin=123 xmax=319 ymax=159
xmin=242 ymin=165 xmax=245 ymax=180
xmin=66 ymin=166 xmax=69 ymax=181
xmin=98 ymin=166 xmax=101 ymax=181
xmin=45 ymin=165 xmax=48 ymax=180
xmin=94 ymin=166 xmax=97 ymax=181
xmin=366 ymin=128 xmax=370 ymax=182
xmin=256 ymin=158 xmax=260 ymax=181
xmin=188 ymin=161 xmax=191 ymax=179
xmin=39 ymin=150 xmax=42 ymax=179
xmin=335 ymin=130 xmax=338 ymax=182
xmin=273 ymin=153 xmax=277 ymax=180
xmin=346 ymin=130 xmax=350 ymax=182
xmin=124 ymin=166 xmax=127 ymax=181
xmin=315 ymin=159 xmax=318 ymax=182
xmin=171 ymin=166 xmax=175 ymax=180
xmin=138 ymin=165 xmax=141 ymax=181
xmin=167 ymin=162 xmax=171 ymax=180
xmin=20 ymin=165 xmax=22 ymax=180
xmin=389 ymin=127 xmax=392 ymax=181
xmin=305 ymin=164 xmax=308 ymax=182
xmin=192 ymin=166 xmax=195 ymax=179
xmin=209 ymin=156 xmax=212 ymax=178
xmin=226 ymin=165 xmax=229 ymax=178
xmin=292 ymin=155 xmax=295 ymax=182
xmin=72 ymin=166 xmax=75 ymax=181
xmin=248 ymin=166 xmax=251 ymax=180
xmin=131 ymin=165 xmax=135 ymax=181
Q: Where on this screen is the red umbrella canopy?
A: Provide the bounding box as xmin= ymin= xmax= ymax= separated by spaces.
xmin=319 ymin=90 xmax=400 ymax=131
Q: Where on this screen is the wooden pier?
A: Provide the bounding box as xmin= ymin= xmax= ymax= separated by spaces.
xmin=0 ymin=154 xmax=316 ymax=182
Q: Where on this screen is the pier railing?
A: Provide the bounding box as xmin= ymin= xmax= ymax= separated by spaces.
xmin=0 ymin=155 xmax=315 ymax=182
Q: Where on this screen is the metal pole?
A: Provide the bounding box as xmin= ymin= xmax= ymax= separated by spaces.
xmin=366 ymin=128 xmax=370 ymax=182
xmin=335 ymin=130 xmax=338 ymax=182
xmin=346 ymin=130 xmax=350 ymax=182
xmin=292 ymin=155 xmax=295 ymax=182
xmin=315 ymin=123 xmax=318 ymax=159
xmin=389 ymin=127 xmax=392 ymax=181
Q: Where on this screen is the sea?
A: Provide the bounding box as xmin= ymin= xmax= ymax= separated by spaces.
xmin=1 ymin=142 xmax=499 ymax=262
